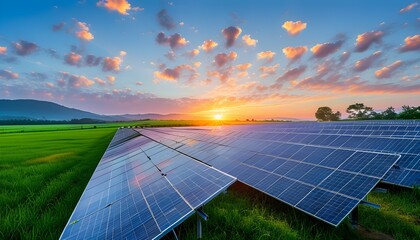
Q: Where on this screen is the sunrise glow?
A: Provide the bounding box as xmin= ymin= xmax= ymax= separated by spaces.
xmin=214 ymin=114 xmax=223 ymax=120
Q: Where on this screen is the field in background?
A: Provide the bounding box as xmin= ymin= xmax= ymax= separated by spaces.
xmin=0 ymin=122 xmax=418 ymax=239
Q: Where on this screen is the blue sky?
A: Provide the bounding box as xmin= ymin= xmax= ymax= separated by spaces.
xmin=0 ymin=0 xmax=419 ymax=119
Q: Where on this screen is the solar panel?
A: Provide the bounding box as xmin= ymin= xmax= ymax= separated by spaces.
xmin=138 ymin=127 xmax=400 ymax=226
xmin=60 ymin=132 xmax=235 ymax=240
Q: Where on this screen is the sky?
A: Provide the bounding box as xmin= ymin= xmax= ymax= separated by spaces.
xmin=0 ymin=0 xmax=419 ymax=120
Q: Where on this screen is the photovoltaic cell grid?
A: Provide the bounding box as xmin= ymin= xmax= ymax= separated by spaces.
xmin=210 ymin=123 xmax=420 ymax=187
xmin=138 ymin=128 xmax=400 ymax=226
xmin=108 ymin=128 xmax=141 ymax=148
xmin=60 ymin=131 xmax=235 ymax=240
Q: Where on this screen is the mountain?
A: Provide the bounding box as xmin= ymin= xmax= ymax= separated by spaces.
xmin=0 ymin=99 xmax=197 ymax=121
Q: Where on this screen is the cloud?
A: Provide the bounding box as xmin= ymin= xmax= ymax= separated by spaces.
xmin=75 ymin=21 xmax=94 ymax=41
xmin=354 ymin=31 xmax=383 ymax=52
xmin=257 ymin=51 xmax=275 ymax=61
xmin=199 ymin=40 xmax=218 ymax=52
xmin=46 ymin=49 xmax=60 ymax=59
xmin=64 ymin=52 xmax=82 ymax=66
xmin=186 ymin=49 xmax=200 ymax=58
xmin=259 ymin=64 xmax=279 ymax=78
xmin=27 ymin=72 xmax=48 ymax=81
xmin=165 ymin=50 xmax=176 ymax=61
xmin=0 ymin=69 xmax=19 ymax=80
xmin=102 ymin=56 xmax=122 ymax=71
xmin=282 ymin=46 xmax=307 ymax=61
xmin=275 ymin=65 xmax=307 ymax=83
xmin=157 ymin=9 xmax=176 ymax=30
xmin=375 ymin=60 xmax=404 ymax=79
xmin=353 ymin=51 xmax=382 ymax=72
xmin=399 ymin=35 xmax=420 ymax=52
xmin=282 ymin=21 xmax=307 ymax=36
xmin=60 ymin=72 xmax=95 ymax=88
xmin=0 ymin=46 xmax=6 ymax=55
xmin=193 ymin=61 xmax=201 ymax=68
xmin=400 ymin=3 xmax=418 ymax=13
xmin=52 ymin=22 xmax=65 ymax=31
xmin=136 ymin=81 xmax=143 ymax=86
xmin=85 ymin=54 xmax=102 ymax=66
xmin=339 ymin=51 xmax=351 ymax=64
xmin=207 ymin=67 xmax=234 ymax=83
xmin=156 ymin=32 xmax=188 ymax=49
xmin=222 ymin=26 xmax=242 ymax=47
xmin=119 ymin=51 xmax=127 ymax=57
xmin=242 ymin=35 xmax=258 ymax=46
xmin=236 ymin=63 xmax=252 ymax=71
xmin=214 ymin=52 xmax=237 ymax=67
xmin=107 ymin=75 xmax=116 ymax=84
xmin=311 ymin=40 xmax=344 ymax=58
xmin=154 ymin=64 xmax=198 ymax=82
xmin=12 ymin=40 xmax=38 ymax=56
xmin=97 ymin=0 xmax=131 ymax=15
xmin=94 ymin=77 xmax=106 ymax=85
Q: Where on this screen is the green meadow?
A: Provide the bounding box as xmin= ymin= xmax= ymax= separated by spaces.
xmin=0 ymin=122 xmax=418 ymax=240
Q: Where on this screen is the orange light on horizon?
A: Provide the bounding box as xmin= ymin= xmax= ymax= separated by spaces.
xmin=213 ymin=114 xmax=223 ymax=120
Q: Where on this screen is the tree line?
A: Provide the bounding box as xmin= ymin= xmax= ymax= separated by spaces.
xmin=315 ymin=103 xmax=420 ymax=121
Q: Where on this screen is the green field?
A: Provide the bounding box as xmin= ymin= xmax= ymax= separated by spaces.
xmin=0 ymin=122 xmax=419 ymax=240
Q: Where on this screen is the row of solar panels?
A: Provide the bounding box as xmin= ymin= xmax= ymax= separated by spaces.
xmin=61 ymin=121 xmax=419 ymax=239
xmin=60 ymin=130 xmax=235 ymax=240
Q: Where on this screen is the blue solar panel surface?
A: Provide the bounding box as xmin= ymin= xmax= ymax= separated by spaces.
xmin=60 ymin=132 xmax=235 ymax=240
xmin=138 ymin=127 xmax=401 ymax=226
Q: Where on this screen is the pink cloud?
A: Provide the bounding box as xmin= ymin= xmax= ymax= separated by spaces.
xmin=0 ymin=46 xmax=6 ymax=55
xmin=214 ymin=52 xmax=237 ymax=67
xmin=13 ymin=40 xmax=38 ymax=56
xmin=97 ymin=0 xmax=131 ymax=15
xmin=222 ymin=26 xmax=242 ymax=47
xmin=353 ymin=51 xmax=382 ymax=72
xmin=94 ymin=77 xmax=106 ymax=85
xmin=64 ymin=52 xmax=82 ymax=66
xmin=242 ymin=35 xmax=258 ymax=46
xmin=236 ymin=63 xmax=252 ymax=71
xmin=257 ymin=51 xmax=275 ymax=61
xmin=400 ymin=2 xmax=418 ymax=13
xmin=207 ymin=67 xmax=234 ymax=83
xmin=186 ymin=49 xmax=200 ymax=58
xmin=354 ymin=31 xmax=383 ymax=52
xmin=311 ymin=40 xmax=343 ymax=58
xmin=157 ymin=9 xmax=176 ymax=30
xmin=339 ymin=51 xmax=351 ymax=63
xmin=399 ymin=35 xmax=420 ymax=52
xmin=60 ymin=72 xmax=95 ymax=88
xmin=85 ymin=55 xmax=102 ymax=66
xmin=154 ymin=64 xmax=198 ymax=82
xmin=156 ymin=32 xmax=188 ymax=49
xmin=282 ymin=21 xmax=307 ymax=36
xmin=102 ymin=56 xmax=122 ymax=71
xmin=52 ymin=22 xmax=65 ymax=32
xmin=276 ymin=65 xmax=307 ymax=83
xmin=75 ymin=21 xmax=94 ymax=41
xmin=375 ymin=60 xmax=404 ymax=79
xmin=107 ymin=75 xmax=116 ymax=84
xmin=199 ymin=40 xmax=218 ymax=52
xmin=282 ymin=46 xmax=307 ymax=61
xmin=259 ymin=64 xmax=279 ymax=78
xmin=0 ymin=69 xmax=19 ymax=80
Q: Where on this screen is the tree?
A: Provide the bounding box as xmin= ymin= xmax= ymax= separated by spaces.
xmin=398 ymin=105 xmax=420 ymax=119
xmin=346 ymin=103 xmax=375 ymax=119
xmin=382 ymin=106 xmax=398 ymax=119
xmin=315 ymin=106 xmax=341 ymax=121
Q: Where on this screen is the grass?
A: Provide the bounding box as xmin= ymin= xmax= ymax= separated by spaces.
xmin=0 ymin=122 xmax=418 ymax=239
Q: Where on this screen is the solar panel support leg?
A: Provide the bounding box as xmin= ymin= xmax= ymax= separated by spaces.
xmin=351 ymin=206 xmax=359 ymax=226
xmin=197 ymin=211 xmax=202 ymax=239
xmin=172 ymin=229 xmax=179 ymax=240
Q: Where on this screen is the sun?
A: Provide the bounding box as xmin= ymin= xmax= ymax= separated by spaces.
xmin=213 ymin=114 xmax=223 ymax=120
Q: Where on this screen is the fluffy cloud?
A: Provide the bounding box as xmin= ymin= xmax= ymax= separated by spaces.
xmin=60 ymin=72 xmax=95 ymax=88
xmin=27 ymin=72 xmax=48 ymax=81
xmin=282 ymin=46 xmax=307 ymax=61
xmin=97 ymin=0 xmax=131 ymax=15
xmin=257 ymin=51 xmax=275 ymax=61
xmin=375 ymin=60 xmax=403 ymax=79
xmin=214 ymin=52 xmax=237 ymax=67
xmin=236 ymin=63 xmax=252 ymax=71
xmin=353 ymin=51 xmax=382 ymax=72
xmin=339 ymin=51 xmax=351 ymax=64
xmin=94 ymin=77 xmax=106 ymax=85
xmin=199 ymin=40 xmax=218 ymax=52
xmin=193 ymin=62 xmax=201 ymax=68
xmin=282 ymin=21 xmax=307 ymax=36
xmin=75 ymin=21 xmax=94 ymax=41
xmin=52 ymin=22 xmax=65 ymax=31
xmin=400 ymin=3 xmax=418 ymax=13
xmin=85 ymin=55 xmax=102 ymax=66
xmin=207 ymin=67 xmax=234 ymax=83
xmin=222 ymin=26 xmax=242 ymax=47
xmin=107 ymin=75 xmax=116 ymax=84
xmin=64 ymin=52 xmax=82 ymax=66
xmin=259 ymin=64 xmax=279 ymax=78
xmin=154 ymin=64 xmax=198 ymax=82
xmin=156 ymin=32 xmax=188 ymax=49
xmin=12 ymin=40 xmax=38 ymax=56
xmin=399 ymin=35 xmax=420 ymax=52
xmin=102 ymin=56 xmax=122 ymax=71
xmin=0 ymin=46 xmax=6 ymax=55
xmin=354 ymin=31 xmax=383 ymax=52
xmin=276 ymin=65 xmax=307 ymax=83
xmin=311 ymin=40 xmax=344 ymax=58
xmin=0 ymin=69 xmax=19 ymax=80
xmin=242 ymin=35 xmax=258 ymax=47
xmin=186 ymin=49 xmax=200 ymax=58
xmin=157 ymin=9 xmax=176 ymax=30
xmin=165 ymin=51 xmax=176 ymax=61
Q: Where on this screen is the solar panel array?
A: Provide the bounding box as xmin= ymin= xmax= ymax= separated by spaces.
xmin=138 ymin=127 xmax=401 ymax=226
xmin=60 ymin=133 xmax=235 ymax=240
